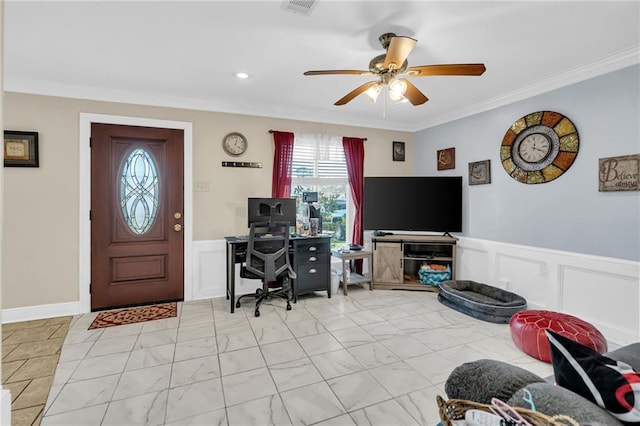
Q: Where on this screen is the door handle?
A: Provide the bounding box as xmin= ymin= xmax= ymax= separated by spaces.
xmin=174 ymin=224 xmax=182 ymax=232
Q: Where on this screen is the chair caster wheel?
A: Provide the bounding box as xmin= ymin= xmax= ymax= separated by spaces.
xmin=235 ymin=301 xmax=241 ymax=308
xmin=286 ymin=304 xmax=292 ymax=311
xmin=254 ymin=310 xmax=260 ymax=317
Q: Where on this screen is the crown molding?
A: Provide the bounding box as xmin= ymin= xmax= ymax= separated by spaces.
xmin=5 ymin=47 xmax=639 ymax=133
xmin=409 ymin=46 xmax=640 ymax=132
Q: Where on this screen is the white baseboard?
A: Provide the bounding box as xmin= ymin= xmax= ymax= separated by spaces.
xmin=2 ymin=301 xmax=80 ymax=324
xmin=1 ymin=389 xmax=11 ymax=426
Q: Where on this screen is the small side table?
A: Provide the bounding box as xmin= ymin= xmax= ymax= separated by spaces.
xmin=332 ymin=249 xmax=373 ymax=295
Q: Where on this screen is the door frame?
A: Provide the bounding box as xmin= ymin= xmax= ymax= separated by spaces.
xmin=79 ymin=113 xmax=193 ymax=313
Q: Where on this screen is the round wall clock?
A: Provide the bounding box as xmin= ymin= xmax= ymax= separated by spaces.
xmin=222 ymin=132 xmax=248 ymax=156
xmin=500 ymin=111 xmax=579 ymax=184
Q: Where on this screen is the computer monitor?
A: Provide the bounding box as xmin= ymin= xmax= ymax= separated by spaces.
xmin=247 ymin=197 xmax=297 ymax=228
xmin=302 ymin=191 xmax=318 ymax=203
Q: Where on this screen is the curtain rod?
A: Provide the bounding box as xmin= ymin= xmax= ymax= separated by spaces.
xmin=268 ymin=129 xmax=367 ymax=141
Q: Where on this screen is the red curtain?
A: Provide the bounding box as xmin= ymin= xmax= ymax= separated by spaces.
xmin=342 ymin=137 xmax=365 ymax=246
xmin=271 ymin=131 xmax=295 ymax=198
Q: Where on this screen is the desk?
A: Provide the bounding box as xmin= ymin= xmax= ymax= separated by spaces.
xmin=331 ymin=249 xmax=373 ymax=295
xmin=225 ymin=234 xmax=331 ymax=313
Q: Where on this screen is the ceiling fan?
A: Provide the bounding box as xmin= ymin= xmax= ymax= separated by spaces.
xmin=303 ymin=33 xmax=486 ymax=106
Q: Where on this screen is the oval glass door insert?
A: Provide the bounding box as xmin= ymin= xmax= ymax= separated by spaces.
xmin=120 ymin=148 xmax=160 ymax=235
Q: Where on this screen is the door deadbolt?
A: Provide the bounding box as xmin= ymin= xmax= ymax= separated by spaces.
xmin=174 ymin=212 xmax=182 ymax=219
xmin=174 ymin=224 xmax=182 ymax=232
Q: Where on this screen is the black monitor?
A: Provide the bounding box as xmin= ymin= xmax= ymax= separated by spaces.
xmin=248 ymin=197 xmax=297 ymax=228
xmin=302 ymin=191 xmax=318 ymax=203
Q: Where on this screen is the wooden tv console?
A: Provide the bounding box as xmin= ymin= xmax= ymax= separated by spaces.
xmin=371 ymin=234 xmax=457 ymax=291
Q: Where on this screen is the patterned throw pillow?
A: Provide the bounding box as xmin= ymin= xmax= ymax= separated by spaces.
xmin=546 ymin=329 xmax=640 ymax=425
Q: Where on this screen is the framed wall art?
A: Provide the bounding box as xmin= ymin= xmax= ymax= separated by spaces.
xmin=4 ymin=130 xmax=39 ymax=167
xmin=393 ymin=141 xmax=405 ymax=161
xmin=437 ymin=147 xmax=455 ymax=170
xmin=599 ymin=154 xmax=639 ymax=192
xmin=469 ymin=160 xmax=491 ymax=185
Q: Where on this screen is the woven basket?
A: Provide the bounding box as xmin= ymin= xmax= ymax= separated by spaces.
xmin=437 ymin=395 xmax=580 ymax=426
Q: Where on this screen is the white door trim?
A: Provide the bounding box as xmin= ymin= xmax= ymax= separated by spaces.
xmin=79 ymin=113 xmax=194 ymax=313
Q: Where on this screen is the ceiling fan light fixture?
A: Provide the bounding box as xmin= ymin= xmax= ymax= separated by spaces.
xmin=388 ymin=78 xmax=407 ymax=103
xmin=364 ymin=83 xmax=382 ymax=102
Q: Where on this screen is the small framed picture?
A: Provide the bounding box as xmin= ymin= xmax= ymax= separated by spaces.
xmin=392 ymin=141 xmax=405 ymax=162
xmin=599 ymin=154 xmax=639 ymax=191
xmin=4 ymin=130 xmax=39 ymax=167
xmin=437 ymin=147 xmax=455 ymax=170
xmin=469 ymin=160 xmax=491 ymax=185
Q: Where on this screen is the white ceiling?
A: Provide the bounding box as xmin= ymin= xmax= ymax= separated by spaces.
xmin=3 ymin=1 xmax=639 ymax=132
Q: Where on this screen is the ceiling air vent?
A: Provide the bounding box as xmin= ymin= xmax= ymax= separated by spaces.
xmin=282 ymin=0 xmax=317 ymax=16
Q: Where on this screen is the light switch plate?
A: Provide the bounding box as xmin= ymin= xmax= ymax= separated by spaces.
xmin=194 ymin=182 xmax=211 ymax=192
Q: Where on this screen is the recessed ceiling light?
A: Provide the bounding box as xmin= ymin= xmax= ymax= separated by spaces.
xmin=234 ymin=72 xmax=250 ymax=79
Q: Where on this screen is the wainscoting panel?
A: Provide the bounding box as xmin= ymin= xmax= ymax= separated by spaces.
xmin=192 ymin=240 xmax=226 ymax=300
xmin=559 ymin=265 xmax=638 ymax=344
xmin=457 ymin=237 xmax=640 ymax=345
xmin=192 ymin=239 xmax=266 ymax=301
xmin=456 ymin=243 xmax=491 ymax=284
xmin=496 ymin=253 xmax=550 ymax=309
xmin=4 ymin=237 xmax=638 ymax=346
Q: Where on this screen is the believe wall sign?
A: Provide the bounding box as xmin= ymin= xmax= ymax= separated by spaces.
xmin=599 ymin=154 xmax=639 ymax=191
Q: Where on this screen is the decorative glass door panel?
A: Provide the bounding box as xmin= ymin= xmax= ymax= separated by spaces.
xmin=120 ymin=148 xmax=160 ymax=235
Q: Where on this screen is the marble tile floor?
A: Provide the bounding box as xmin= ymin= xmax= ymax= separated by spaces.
xmin=38 ymin=287 xmax=555 ymax=425
xmin=2 ymin=315 xmax=73 ymax=426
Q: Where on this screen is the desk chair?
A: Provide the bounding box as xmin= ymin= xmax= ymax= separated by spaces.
xmin=235 ymin=221 xmax=296 ymax=317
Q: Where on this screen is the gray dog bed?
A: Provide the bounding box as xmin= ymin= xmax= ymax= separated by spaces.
xmin=438 ymin=280 xmax=527 ymax=323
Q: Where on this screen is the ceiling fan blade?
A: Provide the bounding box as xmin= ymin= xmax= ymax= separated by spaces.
xmin=406 ymin=64 xmax=486 ymax=77
xmin=304 ymin=70 xmax=373 ymax=76
xmin=399 ymin=79 xmax=429 ymax=106
xmin=335 ymin=81 xmax=379 ymax=106
xmin=384 ymin=36 xmax=417 ymax=70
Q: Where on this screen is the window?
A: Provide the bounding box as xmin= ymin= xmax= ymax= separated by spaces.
xmin=290 ymin=134 xmax=349 ymax=247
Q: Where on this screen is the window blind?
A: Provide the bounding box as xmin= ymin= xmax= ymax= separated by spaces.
xmin=292 ymin=134 xmax=347 ymax=179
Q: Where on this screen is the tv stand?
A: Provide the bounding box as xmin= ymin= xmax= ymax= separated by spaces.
xmin=371 ymin=234 xmax=457 ymax=292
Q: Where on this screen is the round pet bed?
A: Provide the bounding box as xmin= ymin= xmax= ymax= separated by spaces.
xmin=438 ymin=280 xmax=527 ymax=324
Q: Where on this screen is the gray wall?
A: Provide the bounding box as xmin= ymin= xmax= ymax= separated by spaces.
xmin=414 ymin=65 xmax=640 ymax=261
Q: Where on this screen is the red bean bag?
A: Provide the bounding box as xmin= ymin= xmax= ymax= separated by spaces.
xmin=510 ymin=310 xmax=607 ymax=363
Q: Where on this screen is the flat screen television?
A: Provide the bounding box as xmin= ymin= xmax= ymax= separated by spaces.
xmin=247 ymin=197 xmax=297 ymax=227
xmin=363 ymin=176 xmax=462 ymax=233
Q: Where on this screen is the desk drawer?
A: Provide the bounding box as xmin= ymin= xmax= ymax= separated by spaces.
xmin=298 ymin=252 xmax=329 ymax=266
xmin=296 ymin=240 xmax=330 ymax=255
xmin=296 ymin=265 xmax=329 ymax=286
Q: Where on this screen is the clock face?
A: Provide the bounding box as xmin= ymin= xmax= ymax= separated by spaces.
xmin=223 ymin=133 xmax=247 ymax=156
xmin=518 ymin=133 xmax=551 ymax=163
xmin=501 ymin=111 xmax=579 ymax=184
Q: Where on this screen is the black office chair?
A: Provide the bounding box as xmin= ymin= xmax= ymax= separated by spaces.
xmin=235 ymin=221 xmax=296 ymax=317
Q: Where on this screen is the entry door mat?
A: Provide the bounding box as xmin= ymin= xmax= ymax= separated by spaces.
xmin=88 ymin=302 xmax=177 ymax=330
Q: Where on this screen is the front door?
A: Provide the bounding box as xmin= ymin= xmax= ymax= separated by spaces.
xmin=91 ymin=123 xmax=184 ymax=311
